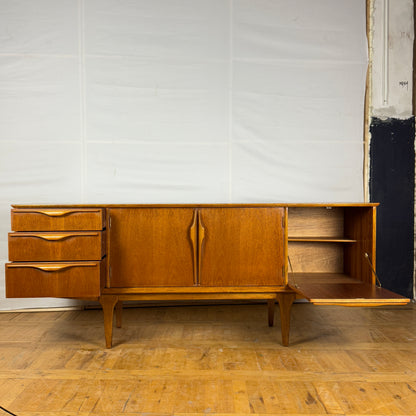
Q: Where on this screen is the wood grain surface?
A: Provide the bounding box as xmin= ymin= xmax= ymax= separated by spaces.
xmin=8 ymin=231 xmax=105 ymax=261
xmin=199 ymin=208 xmax=285 ymax=286
xmin=108 ymin=208 xmax=196 ymax=287
xmin=0 ymin=302 xmax=415 ymax=415
xmin=11 ymin=208 xmax=105 ymax=231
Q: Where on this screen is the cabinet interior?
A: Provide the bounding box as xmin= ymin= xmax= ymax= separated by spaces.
xmin=287 ymin=206 xmax=374 ymax=284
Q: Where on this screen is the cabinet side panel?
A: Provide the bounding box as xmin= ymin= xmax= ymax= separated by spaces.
xmin=344 ymin=207 xmax=375 ymax=284
xmin=199 ymin=208 xmax=285 ymax=286
xmin=108 ymin=208 xmax=195 ymax=287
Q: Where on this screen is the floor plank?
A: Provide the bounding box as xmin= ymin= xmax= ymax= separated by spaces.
xmin=0 ymin=302 xmax=415 ymax=415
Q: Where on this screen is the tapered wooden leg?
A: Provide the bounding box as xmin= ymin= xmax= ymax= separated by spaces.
xmin=99 ymin=295 xmax=118 ymax=349
xmin=267 ymin=299 xmax=275 ymax=327
xmin=116 ymin=300 xmax=123 ymax=328
xmin=277 ymin=292 xmax=296 ymax=347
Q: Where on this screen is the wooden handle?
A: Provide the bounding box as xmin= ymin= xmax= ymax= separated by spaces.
xmin=197 ymin=211 xmax=206 ymax=284
xmin=16 ymin=209 xmax=100 ymax=217
xmin=7 ymin=263 xmax=97 ymax=272
xmin=189 ymin=210 xmax=198 ymax=285
xmin=9 ymin=233 xmax=99 ymax=241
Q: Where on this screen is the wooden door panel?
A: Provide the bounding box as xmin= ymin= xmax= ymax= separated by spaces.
xmin=109 ymin=208 xmax=195 ymax=287
xmin=199 ymin=208 xmax=285 ymax=286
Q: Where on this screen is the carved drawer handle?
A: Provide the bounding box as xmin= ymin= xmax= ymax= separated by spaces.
xmin=10 ymin=233 xmax=99 ymax=241
xmin=37 ymin=210 xmax=75 ymax=217
xmin=8 ymin=263 xmax=97 ymax=272
xmin=16 ymin=209 xmax=101 ymax=217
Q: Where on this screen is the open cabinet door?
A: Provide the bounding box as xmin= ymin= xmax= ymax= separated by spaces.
xmin=288 ymin=274 xmax=409 ymax=306
xmin=286 ymin=205 xmax=410 ymax=307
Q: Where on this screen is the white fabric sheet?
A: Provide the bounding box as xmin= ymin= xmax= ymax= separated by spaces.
xmin=0 ymin=0 xmax=367 ymax=309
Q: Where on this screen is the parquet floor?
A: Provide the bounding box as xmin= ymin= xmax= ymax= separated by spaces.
xmin=0 ymin=301 xmax=416 ymax=416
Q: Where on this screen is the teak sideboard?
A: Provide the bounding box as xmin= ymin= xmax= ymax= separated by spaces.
xmin=5 ymin=203 xmax=409 ymax=347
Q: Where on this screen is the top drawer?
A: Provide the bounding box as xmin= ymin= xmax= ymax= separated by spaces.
xmin=11 ymin=208 xmax=105 ymax=231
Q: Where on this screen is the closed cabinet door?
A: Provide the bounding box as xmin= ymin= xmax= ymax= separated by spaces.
xmin=198 ymin=208 xmax=285 ymax=286
xmin=108 ymin=208 xmax=196 ymax=287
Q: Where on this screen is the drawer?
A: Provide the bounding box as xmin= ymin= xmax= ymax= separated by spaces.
xmin=11 ymin=208 xmax=105 ymax=231
xmin=5 ymin=261 xmax=105 ymax=298
xmin=8 ymin=231 xmax=106 ymax=261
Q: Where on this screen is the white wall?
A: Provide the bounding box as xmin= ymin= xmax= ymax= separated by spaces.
xmin=371 ymin=0 xmax=414 ymax=118
xmin=0 ymin=0 xmax=368 ymax=310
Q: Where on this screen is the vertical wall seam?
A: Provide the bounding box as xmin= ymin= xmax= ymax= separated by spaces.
xmin=381 ymin=0 xmax=389 ymax=106
xmin=228 ymin=0 xmax=233 ymax=203
xmin=364 ymin=0 xmax=373 ymax=203
xmin=78 ymin=0 xmax=87 ymax=203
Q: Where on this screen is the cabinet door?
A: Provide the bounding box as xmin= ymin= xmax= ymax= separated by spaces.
xmin=108 ymin=208 xmax=196 ymax=287
xmin=199 ymin=208 xmax=285 ymax=286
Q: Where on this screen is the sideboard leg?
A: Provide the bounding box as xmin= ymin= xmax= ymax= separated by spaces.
xmin=100 ymin=295 xmax=118 ymax=349
xmin=267 ymin=299 xmax=275 ymax=327
xmin=277 ymin=292 xmax=296 ymax=347
xmin=116 ymin=300 xmax=123 ymax=328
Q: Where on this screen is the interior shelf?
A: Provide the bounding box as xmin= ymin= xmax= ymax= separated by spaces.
xmin=288 ymin=237 xmax=357 ymax=243
xmin=288 ymin=272 xmax=360 ymax=284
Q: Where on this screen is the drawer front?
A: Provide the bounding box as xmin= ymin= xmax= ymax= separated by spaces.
xmin=5 ymin=261 xmax=104 ymax=298
xmin=11 ymin=208 xmax=105 ymax=231
xmin=8 ymin=231 xmax=105 ymax=261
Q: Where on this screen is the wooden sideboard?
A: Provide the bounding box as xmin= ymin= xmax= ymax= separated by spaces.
xmin=5 ymin=204 xmax=409 ymax=347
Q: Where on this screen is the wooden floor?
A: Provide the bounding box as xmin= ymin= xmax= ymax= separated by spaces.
xmin=0 ymin=301 xmax=416 ymax=416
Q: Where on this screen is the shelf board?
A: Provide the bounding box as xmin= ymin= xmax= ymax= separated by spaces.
xmin=289 ymin=272 xmax=360 ymax=284
xmin=288 ymin=237 xmax=357 ymax=243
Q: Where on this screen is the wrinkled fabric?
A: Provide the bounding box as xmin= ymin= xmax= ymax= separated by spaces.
xmin=0 ymin=0 xmax=367 ymax=309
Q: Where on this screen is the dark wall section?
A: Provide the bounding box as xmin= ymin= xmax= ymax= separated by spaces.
xmin=369 ymin=117 xmax=415 ymax=298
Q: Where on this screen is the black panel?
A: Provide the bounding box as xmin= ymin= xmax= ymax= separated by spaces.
xmin=369 ymin=117 xmax=415 ymax=298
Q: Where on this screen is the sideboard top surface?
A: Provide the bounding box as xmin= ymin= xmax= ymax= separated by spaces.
xmin=11 ymin=203 xmax=379 ymax=208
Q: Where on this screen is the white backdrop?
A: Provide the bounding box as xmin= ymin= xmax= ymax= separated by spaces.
xmin=0 ymin=0 xmax=367 ymax=309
